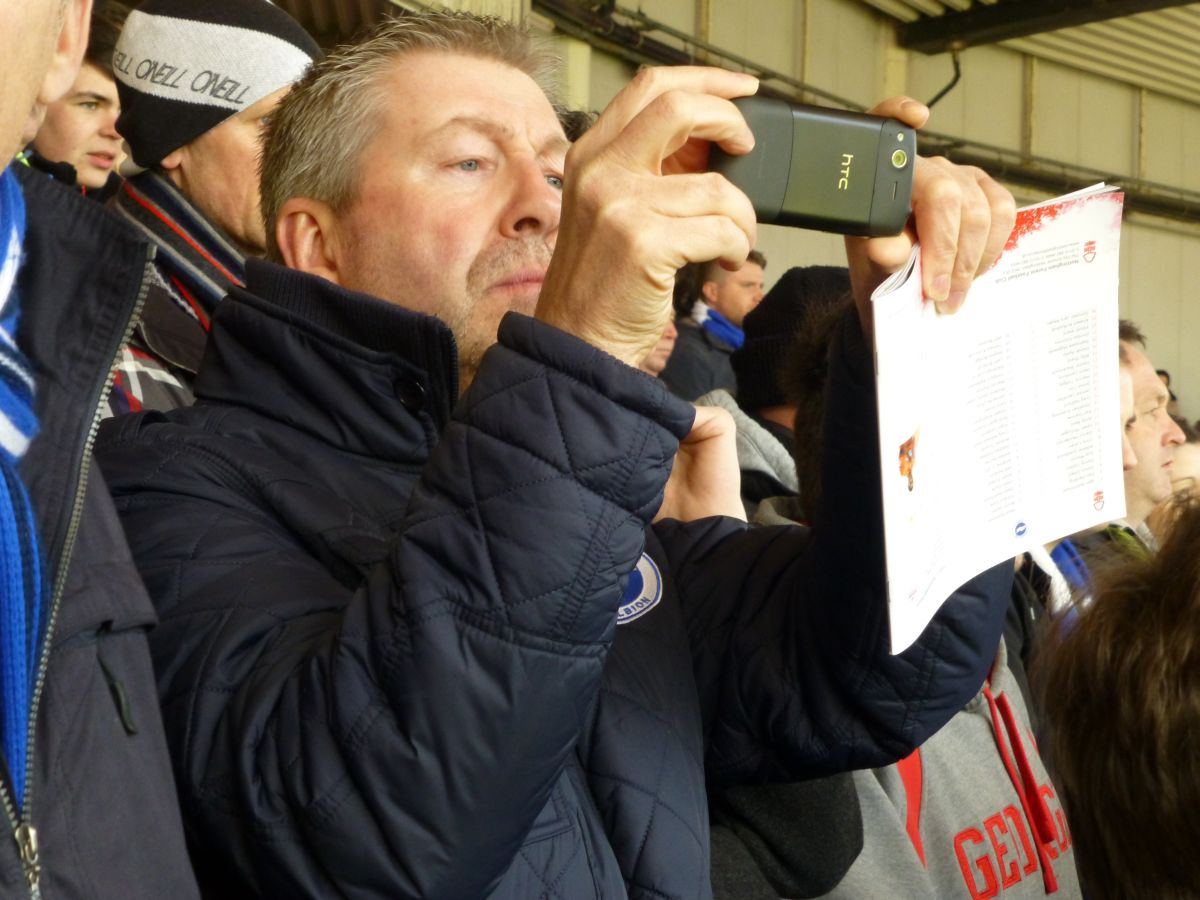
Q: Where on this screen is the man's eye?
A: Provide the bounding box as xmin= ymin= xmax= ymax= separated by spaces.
xmin=456 ymin=159 xmax=480 ymax=172
xmin=546 ymin=174 xmax=563 ymax=189
xmin=79 ymin=102 xmax=99 ymax=111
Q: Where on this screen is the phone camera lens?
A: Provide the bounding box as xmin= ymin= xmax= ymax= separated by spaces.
xmin=891 ymin=149 xmax=908 ymax=169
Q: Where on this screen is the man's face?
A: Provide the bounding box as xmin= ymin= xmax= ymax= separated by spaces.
xmin=704 ymin=261 xmax=764 ymax=328
xmin=1 ymin=0 xmax=76 ymax=162
xmin=640 ymin=320 xmax=678 ymax=377
xmin=1119 ymin=364 xmax=1137 ymax=472
xmin=334 ymin=52 xmax=566 ymax=387
xmin=33 ymin=63 xmax=124 ymax=189
xmin=166 ymin=87 xmax=288 ymax=255
xmin=1122 ymin=342 xmax=1186 ymax=524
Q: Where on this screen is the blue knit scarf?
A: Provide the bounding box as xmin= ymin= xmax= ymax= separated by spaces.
xmin=702 ymin=307 xmax=745 ymax=350
xmin=0 ymin=167 xmax=44 ymax=810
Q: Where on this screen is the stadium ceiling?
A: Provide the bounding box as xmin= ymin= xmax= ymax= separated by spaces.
xmin=275 ymin=0 xmax=391 ymax=44
xmin=861 ymin=0 xmax=1200 ymax=105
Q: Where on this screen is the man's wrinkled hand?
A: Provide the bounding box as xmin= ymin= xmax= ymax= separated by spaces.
xmin=844 ymin=96 xmax=1017 ymax=337
xmin=536 ymin=66 xmax=760 ymax=367
xmin=656 ymin=405 xmax=746 ymax=523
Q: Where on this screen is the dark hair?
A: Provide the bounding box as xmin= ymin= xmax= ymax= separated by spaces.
xmin=701 ymin=249 xmax=766 ymax=287
xmin=1034 ymin=498 xmax=1200 ymax=899
xmin=559 ymin=108 xmax=597 ymax=142
xmin=86 ymin=1 xmax=129 ymax=76
xmin=672 ymin=263 xmax=703 ymax=318
xmin=1118 ymin=319 xmax=1147 ymax=357
xmin=1172 ymin=415 xmax=1200 ymax=444
xmin=782 ymin=292 xmax=854 ymax=518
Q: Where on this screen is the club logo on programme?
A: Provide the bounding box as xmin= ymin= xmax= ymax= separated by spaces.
xmin=1083 ymin=239 xmax=1097 ymax=263
xmin=617 ymin=553 xmax=663 ymax=625
xmin=1093 ymin=490 xmax=1105 ymax=511
xmin=1014 ymin=521 xmax=1027 ymax=537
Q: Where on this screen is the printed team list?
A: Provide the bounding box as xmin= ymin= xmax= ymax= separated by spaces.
xmin=871 ymin=186 xmax=1126 ymax=652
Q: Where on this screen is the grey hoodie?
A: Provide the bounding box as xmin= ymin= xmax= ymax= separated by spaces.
xmin=754 ymin=502 xmax=1081 ymax=899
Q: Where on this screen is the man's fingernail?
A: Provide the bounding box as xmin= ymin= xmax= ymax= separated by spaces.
xmin=931 ymin=274 xmax=951 ymax=301
xmin=947 ymin=289 xmax=966 ymax=310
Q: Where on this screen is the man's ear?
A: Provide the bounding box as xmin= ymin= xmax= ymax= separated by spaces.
xmin=700 ymin=280 xmax=720 ymax=306
xmin=37 ymin=0 xmax=93 ymax=106
xmin=276 ymin=198 xmax=344 ymax=285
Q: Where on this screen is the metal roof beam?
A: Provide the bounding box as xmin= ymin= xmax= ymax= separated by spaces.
xmin=898 ymin=0 xmax=1197 ymax=53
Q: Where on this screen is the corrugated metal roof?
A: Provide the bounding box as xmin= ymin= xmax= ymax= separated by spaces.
xmin=276 ymin=0 xmax=395 ymax=43
xmin=860 ymin=0 xmax=1200 ymax=105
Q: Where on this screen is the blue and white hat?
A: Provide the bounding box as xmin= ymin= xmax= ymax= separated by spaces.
xmin=114 ymin=0 xmax=319 ymax=167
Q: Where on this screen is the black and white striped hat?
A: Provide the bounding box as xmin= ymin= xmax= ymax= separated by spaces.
xmin=114 ymin=0 xmax=319 ymax=168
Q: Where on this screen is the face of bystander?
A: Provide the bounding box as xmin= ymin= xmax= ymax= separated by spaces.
xmin=702 ymin=260 xmax=764 ymax=328
xmin=1119 ymin=365 xmax=1137 ymax=472
xmin=291 ymin=51 xmax=567 ymax=389
xmin=640 ymin=320 xmax=678 ymax=377
xmin=1122 ymin=342 xmax=1186 ymax=525
xmin=160 ymin=87 xmax=289 ymax=255
xmin=33 ymin=62 xmax=124 ymax=189
xmin=1 ymin=0 xmax=92 ymax=164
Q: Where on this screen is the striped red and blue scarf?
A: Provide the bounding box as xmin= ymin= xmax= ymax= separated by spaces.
xmin=113 ymin=169 xmax=246 ymax=328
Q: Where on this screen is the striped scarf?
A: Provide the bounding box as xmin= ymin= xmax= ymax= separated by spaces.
xmin=114 ymin=170 xmax=246 ymax=327
xmin=0 ymin=167 xmax=45 ymax=810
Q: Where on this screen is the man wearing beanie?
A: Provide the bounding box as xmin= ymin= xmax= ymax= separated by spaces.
xmin=0 ymin=0 xmax=199 ymax=895
xmin=698 ymin=265 xmax=852 ymax=516
xmin=661 ymin=250 xmax=766 ymax=400
xmin=108 ymin=0 xmax=318 ymax=415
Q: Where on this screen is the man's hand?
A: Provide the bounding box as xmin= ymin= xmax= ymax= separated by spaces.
xmin=844 ymin=97 xmax=1017 ymax=337
xmin=536 ymin=67 xmax=760 ymax=367
xmin=656 ymin=405 xmax=746 ymax=523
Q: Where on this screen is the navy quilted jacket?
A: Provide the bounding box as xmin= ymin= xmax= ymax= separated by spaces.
xmin=96 ymin=259 xmax=1010 ymax=899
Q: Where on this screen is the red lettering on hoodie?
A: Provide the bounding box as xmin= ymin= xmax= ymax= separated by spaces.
xmin=953 ymin=827 xmax=999 ymax=900
xmin=984 ymin=813 xmax=1022 ymax=888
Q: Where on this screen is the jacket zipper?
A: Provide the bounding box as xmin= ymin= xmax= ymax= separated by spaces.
xmin=0 ymin=246 xmax=155 ymax=897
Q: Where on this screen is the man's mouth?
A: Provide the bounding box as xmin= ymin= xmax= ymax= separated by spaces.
xmin=86 ymin=151 xmax=116 ymax=169
xmin=493 ymin=269 xmax=546 ymax=291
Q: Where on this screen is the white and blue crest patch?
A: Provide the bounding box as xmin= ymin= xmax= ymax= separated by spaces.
xmin=617 ymin=553 xmax=662 ymax=625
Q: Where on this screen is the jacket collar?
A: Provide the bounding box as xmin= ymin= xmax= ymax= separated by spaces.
xmin=194 ymin=258 xmax=459 ymax=462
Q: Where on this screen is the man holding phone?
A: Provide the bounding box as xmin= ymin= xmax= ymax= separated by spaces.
xmin=97 ymin=12 xmax=1017 ymax=898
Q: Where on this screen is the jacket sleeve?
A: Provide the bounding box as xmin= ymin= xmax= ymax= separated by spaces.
xmin=99 ymin=313 xmax=694 ymax=899
xmin=654 ymin=308 xmax=1011 ymax=784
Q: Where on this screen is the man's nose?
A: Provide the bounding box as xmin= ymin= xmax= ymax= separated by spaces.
xmin=1122 ymin=434 xmax=1138 ymax=471
xmin=101 ymin=110 xmax=121 ymax=139
xmin=502 ymin=159 xmax=561 ymax=238
xmin=1166 ymin=415 xmax=1187 ymax=446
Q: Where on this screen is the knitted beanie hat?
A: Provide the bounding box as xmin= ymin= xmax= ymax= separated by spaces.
xmin=732 ymin=265 xmax=851 ymax=410
xmin=114 ymin=0 xmax=319 ymax=168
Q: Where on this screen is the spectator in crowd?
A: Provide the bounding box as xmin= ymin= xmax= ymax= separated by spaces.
xmin=107 ymin=0 xmax=318 ymax=414
xmin=1035 ymin=497 xmax=1200 ymax=900
xmin=1156 ymin=367 xmax=1180 ymax=418
xmin=95 ymin=12 xmax=1017 ymax=899
xmin=638 ymin=320 xmax=678 ymax=376
xmin=697 ymin=265 xmax=851 ymax=516
xmin=1104 ymin=320 xmax=1186 ymax=554
xmin=1026 ymin=353 xmax=1143 ymax=612
xmin=0 ymin=0 xmax=199 ymax=895
xmin=1147 ymin=416 xmax=1200 ymax=541
xmin=23 ymin=3 xmax=126 ymax=199
xmin=660 ymin=249 xmax=766 ymax=399
xmin=725 ymin=294 xmax=1081 ymax=900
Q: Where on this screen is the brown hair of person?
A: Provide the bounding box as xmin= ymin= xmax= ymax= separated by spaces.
xmin=1034 ymin=497 xmax=1200 ymax=899
xmin=783 ymin=293 xmax=853 ymax=519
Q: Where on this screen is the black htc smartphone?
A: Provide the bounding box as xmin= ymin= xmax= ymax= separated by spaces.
xmin=709 ymin=96 xmax=916 ymax=237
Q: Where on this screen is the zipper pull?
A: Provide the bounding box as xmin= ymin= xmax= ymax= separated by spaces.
xmin=15 ymin=822 xmax=40 ymax=890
